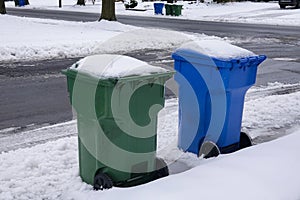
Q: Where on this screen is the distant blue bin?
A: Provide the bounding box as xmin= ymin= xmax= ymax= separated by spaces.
xmin=154 ymin=3 xmax=164 ymax=15
xmin=19 ymin=0 xmax=25 ymax=6
xmin=172 ymin=45 xmax=266 ymax=155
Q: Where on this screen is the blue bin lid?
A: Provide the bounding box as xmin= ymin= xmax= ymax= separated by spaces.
xmin=172 ymin=40 xmax=267 ymax=68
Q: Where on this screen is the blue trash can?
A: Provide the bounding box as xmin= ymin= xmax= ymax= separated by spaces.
xmin=154 ymin=3 xmax=164 ymax=15
xmin=19 ymin=0 xmax=25 ymax=6
xmin=172 ymin=41 xmax=266 ymax=156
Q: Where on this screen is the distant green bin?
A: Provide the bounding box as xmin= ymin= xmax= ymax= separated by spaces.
xmin=172 ymin=4 xmax=183 ymax=16
xmin=62 ymin=56 xmax=173 ymax=189
xmin=165 ymin=4 xmax=183 ymax=16
xmin=165 ymin=4 xmax=173 ymax=16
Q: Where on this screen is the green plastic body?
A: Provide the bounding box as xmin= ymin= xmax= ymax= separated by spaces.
xmin=63 ymin=69 xmax=173 ymax=187
xmin=165 ymin=4 xmax=173 ymax=15
xmin=172 ymin=5 xmax=183 ymax=16
xmin=165 ymin=4 xmax=182 ymax=16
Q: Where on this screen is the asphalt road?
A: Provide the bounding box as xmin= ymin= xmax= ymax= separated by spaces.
xmin=1 ymin=8 xmax=300 ymax=132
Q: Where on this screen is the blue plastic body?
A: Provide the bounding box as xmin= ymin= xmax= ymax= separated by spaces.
xmin=19 ymin=0 xmax=25 ymax=6
xmin=154 ymin=3 xmax=164 ymax=15
xmin=173 ymin=49 xmax=266 ymax=154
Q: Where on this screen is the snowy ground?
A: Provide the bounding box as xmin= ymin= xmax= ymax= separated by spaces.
xmin=0 ymin=15 xmax=195 ymax=62
xmin=5 ymin=0 xmax=300 ymax=26
xmin=1 ymin=14 xmax=240 ymax=62
xmin=0 ymin=82 xmax=300 ymax=199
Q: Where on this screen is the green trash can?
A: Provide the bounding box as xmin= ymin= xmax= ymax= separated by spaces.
xmin=165 ymin=4 xmax=173 ymax=16
xmin=62 ymin=54 xmax=173 ymax=190
xmin=172 ymin=4 xmax=183 ymax=16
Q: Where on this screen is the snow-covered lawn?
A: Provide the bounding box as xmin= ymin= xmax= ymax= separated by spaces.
xmin=1 ymin=14 xmax=242 ymax=62
xmin=0 ymin=15 xmax=195 ymax=61
xmin=0 ymin=84 xmax=300 ymax=199
xmin=5 ymin=0 xmax=300 ymax=26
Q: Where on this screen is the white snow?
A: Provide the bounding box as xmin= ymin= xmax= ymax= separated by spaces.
xmin=0 ymin=13 xmax=262 ymax=63
xmin=0 ymin=83 xmax=300 ymax=200
xmin=0 ymin=120 xmax=77 ymax=152
xmin=70 ymin=54 xmax=167 ymax=78
xmin=176 ymin=39 xmax=256 ymax=59
xmin=5 ymin=0 xmax=300 ymax=26
xmin=273 ymin=57 xmax=298 ymax=62
xmin=244 ymin=83 xmax=300 ymax=140
xmin=71 ymin=128 xmax=300 ymax=200
xmin=245 ymin=92 xmax=300 ymax=131
xmin=0 ymin=15 xmax=192 ymax=62
xmin=1 ymin=14 xmax=250 ymax=63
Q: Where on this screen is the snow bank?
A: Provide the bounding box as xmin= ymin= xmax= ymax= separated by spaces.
xmin=70 ymin=128 xmax=300 ymax=200
xmin=0 ymin=15 xmax=191 ymax=62
xmin=177 ymin=39 xmax=256 ymax=59
xmin=1 ymin=127 xmax=300 ymax=200
xmin=0 ymin=137 xmax=83 ymax=200
xmin=70 ymin=54 xmax=167 ymax=78
xmin=243 ymin=90 xmax=300 ymax=139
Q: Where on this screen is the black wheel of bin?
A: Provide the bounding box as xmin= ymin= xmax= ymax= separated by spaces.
xmin=295 ymin=1 xmax=299 ymax=8
xmin=239 ymin=132 xmax=253 ymax=150
xmin=93 ymin=172 xmax=113 ymax=190
xmin=155 ymin=157 xmax=169 ymax=179
xmin=199 ymin=141 xmax=220 ymax=159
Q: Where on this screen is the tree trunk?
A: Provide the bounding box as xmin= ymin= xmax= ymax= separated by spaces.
xmin=25 ymin=0 xmax=29 ymax=5
xmin=0 ymin=0 xmax=6 ymax=14
xmin=59 ymin=0 xmax=62 ymax=8
xmin=100 ymin=0 xmax=116 ymax=21
xmin=77 ymin=0 xmax=85 ymax=5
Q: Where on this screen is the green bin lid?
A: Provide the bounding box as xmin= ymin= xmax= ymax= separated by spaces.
xmin=62 ymin=54 xmax=174 ymax=85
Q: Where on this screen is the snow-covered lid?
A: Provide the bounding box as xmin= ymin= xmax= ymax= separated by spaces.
xmin=70 ymin=54 xmax=167 ymax=78
xmin=174 ymin=39 xmax=256 ymax=60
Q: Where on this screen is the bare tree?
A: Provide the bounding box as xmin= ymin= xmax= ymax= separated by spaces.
xmin=100 ymin=0 xmax=116 ymax=21
xmin=77 ymin=0 xmax=85 ymax=5
xmin=0 ymin=0 xmax=6 ymax=14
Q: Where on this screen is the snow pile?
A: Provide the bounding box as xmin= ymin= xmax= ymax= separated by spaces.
xmin=69 ymin=129 xmax=300 ymax=200
xmin=1 ymin=127 xmax=300 ymax=199
xmin=243 ymin=90 xmax=300 ymax=139
xmin=0 ymin=15 xmax=191 ymax=62
xmin=0 ymin=137 xmax=81 ymax=200
xmin=157 ymin=98 xmax=178 ymax=151
xmin=70 ymin=54 xmax=167 ymax=78
xmin=176 ymin=39 xmax=256 ymax=59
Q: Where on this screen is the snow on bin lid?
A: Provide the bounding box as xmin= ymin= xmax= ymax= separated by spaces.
xmin=70 ymin=54 xmax=167 ymax=78
xmin=175 ymin=39 xmax=256 ymax=60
